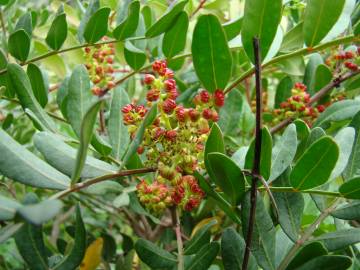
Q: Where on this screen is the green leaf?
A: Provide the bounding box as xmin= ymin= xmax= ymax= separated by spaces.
xmin=221 ymin=227 xmax=257 ymax=270
xmin=303 ymin=0 xmax=346 ymax=47
xmin=17 ymin=199 xmax=63 ymax=225
xmin=57 ymin=77 xmax=69 ymax=118
xmin=27 ymin=63 xmax=48 ymax=108
xmin=314 ymin=228 xmax=360 ymax=251
xmin=8 ymin=29 xmax=31 ymax=62
xmin=71 ymin=99 xmax=104 ymax=184
xmin=290 ymin=136 xmax=339 ymax=190
xmin=34 ymin=132 xmax=117 ymax=178
xmin=223 ymin=16 xmax=243 ymax=41
xmin=205 ymin=123 xmax=225 ymax=170
xmin=339 ymin=176 xmax=360 ymax=199
xmin=77 ymin=0 xmax=100 ymax=43
xmin=145 ymin=0 xmax=188 ymax=38
xmin=207 ymin=153 xmax=245 ymax=205
xmin=305 ymin=127 xmax=326 ymax=148
xmin=332 ymin=201 xmax=360 ymax=220
xmin=66 ymin=64 xmax=95 ymax=137
xmin=286 ymin=241 xmax=328 ymax=270
xmin=192 ymin=14 xmax=232 ymax=92
xmin=53 ymin=205 xmax=86 ymax=270
xmin=186 ymin=242 xmax=220 ymax=270
xmin=303 ymin=53 xmax=323 ymax=89
xmin=124 ymin=41 xmax=146 ymax=70
xmin=0 ymin=0 xmax=9 ymax=5
xmin=280 ymin=22 xmax=304 ymax=53
xmin=295 ymin=255 xmax=352 ymax=270
xmin=245 ymin=127 xmax=273 ymax=181
xmin=113 ymin=1 xmax=140 ymax=40
xmin=162 ymin=11 xmax=188 ymax=58
xmin=46 ymin=12 xmax=68 ymax=50
xmin=91 ymin=134 xmax=112 ymax=156
xmin=0 ymin=195 xmax=21 ymax=221
xmin=7 ymin=63 xmax=55 ymax=131
xmin=15 ymin=12 xmax=33 ymax=36
xmin=0 ymin=128 xmax=70 ymax=190
xmin=241 ymin=192 xmax=276 ymax=270
xmin=309 ymin=64 xmax=332 ymax=96
xmin=330 ymin=127 xmax=355 ymax=180
xmin=344 ymin=111 xmax=360 ymax=179
xmin=109 ymin=87 xmax=130 ymax=160
xmin=241 ymin=0 xmax=282 ymax=62
xmin=121 ymin=104 xmax=157 ymax=168
xmin=84 ymin=7 xmax=111 ymax=43
xmin=218 ymin=90 xmax=243 ymax=136
xmin=195 ymin=172 xmax=241 ymax=224
xmin=0 ymin=223 xmax=23 ymax=244
xmin=269 ymin=124 xmax=297 ymax=182
xmin=135 ymin=239 xmax=177 ymax=269
xmin=184 ymin=219 xmax=217 ymax=255
xmin=15 ymin=222 xmax=48 ymax=270
xmin=274 ymin=76 xmax=293 ymax=108
xmin=273 ymin=169 xmax=304 ymax=242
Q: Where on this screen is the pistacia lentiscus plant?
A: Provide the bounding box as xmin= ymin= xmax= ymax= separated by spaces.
xmin=1 ymin=0 xmax=360 ymax=270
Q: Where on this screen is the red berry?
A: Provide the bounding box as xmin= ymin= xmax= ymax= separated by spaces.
xmin=152 ymin=60 xmax=167 ymax=75
xmin=202 ymin=108 xmax=213 ymax=120
xmin=165 ymin=130 xmax=177 ymax=141
xmin=137 ymin=146 xmax=144 ymax=154
xmin=164 ymin=68 xmax=174 ymax=78
xmin=85 ymin=47 xmax=91 ymax=53
xmin=121 ymin=104 xmax=134 ymax=113
xmin=317 ymin=105 xmax=326 ymax=113
xmin=188 ymin=108 xmax=200 ymax=121
xmin=144 ymin=74 xmax=155 ymax=85
xmin=345 ymin=51 xmax=354 ymax=59
xmin=164 ymin=79 xmax=176 ymax=91
xmin=146 ymin=89 xmax=160 ymax=102
xmin=162 ymin=99 xmax=177 ymax=114
xmin=175 ymin=106 xmax=186 ymax=122
xmin=106 ymin=57 xmax=113 ymax=64
xmin=107 ymin=81 xmax=115 ymax=89
xmin=199 ymin=90 xmax=210 ymax=103
xmin=292 ymin=95 xmax=300 ymax=102
xmin=214 ymin=89 xmax=225 ymax=107
xmin=167 ymin=89 xmax=179 ymax=100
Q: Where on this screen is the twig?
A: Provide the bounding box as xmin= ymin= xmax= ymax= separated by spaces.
xmin=190 ymin=0 xmax=206 ymax=18
xmin=0 ymin=8 xmax=6 ymax=40
xmin=270 ymin=69 xmax=360 ymax=134
xmin=242 ymin=37 xmax=262 ymax=270
xmin=172 ymin=207 xmax=184 ymax=270
xmin=224 ymin=35 xmax=357 ymax=95
xmin=51 ymin=167 xmax=156 ymax=199
xmin=98 ymin=108 xmax=106 ymax=134
xmin=277 ymin=198 xmax=341 ymax=270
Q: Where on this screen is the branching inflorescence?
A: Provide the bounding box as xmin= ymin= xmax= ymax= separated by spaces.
xmin=121 ymin=60 xmax=225 ymax=213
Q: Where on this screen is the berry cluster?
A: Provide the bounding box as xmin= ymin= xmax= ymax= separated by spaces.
xmin=272 ymin=83 xmax=325 ymax=126
xmin=326 ymin=47 xmax=360 ymax=72
xmin=84 ymin=37 xmax=116 ymax=96
xmin=122 ymin=60 xmax=225 ymax=213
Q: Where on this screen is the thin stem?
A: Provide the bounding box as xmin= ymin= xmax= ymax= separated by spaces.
xmin=277 ymin=198 xmax=341 ymax=270
xmin=224 ymin=35 xmax=357 ymax=94
xmin=270 ymin=69 xmax=360 ymax=134
xmin=51 ymin=167 xmax=155 ymax=199
xmin=190 ymin=0 xmax=207 ymax=18
xmin=0 ymin=8 xmax=6 ymax=40
xmin=243 ymin=37 xmax=262 ymax=270
xmin=258 ymin=186 xmax=342 ymax=197
xmin=0 ymin=36 xmax=146 ymax=75
xmin=172 ymin=207 xmax=184 ymax=270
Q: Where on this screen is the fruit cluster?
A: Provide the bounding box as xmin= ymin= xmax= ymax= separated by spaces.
xmin=326 ymin=47 xmax=360 ymax=72
xmin=84 ymin=37 xmax=116 ymax=96
xmin=122 ymin=60 xmax=225 ymax=213
xmin=272 ymin=83 xmax=325 ymax=126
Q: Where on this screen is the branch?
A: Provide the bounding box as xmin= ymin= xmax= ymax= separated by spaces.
xmin=190 ymin=0 xmax=207 ymax=18
xmin=51 ymin=167 xmax=155 ymax=199
xmin=242 ymin=37 xmax=262 ymax=270
xmin=270 ymin=69 xmax=360 ymax=134
xmin=224 ymin=35 xmax=357 ymax=95
xmin=277 ymin=198 xmax=341 ymax=270
xmin=172 ymin=207 xmax=184 ymax=270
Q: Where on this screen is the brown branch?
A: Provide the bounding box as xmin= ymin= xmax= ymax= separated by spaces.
xmin=51 ymin=167 xmax=156 ymax=199
xmin=190 ymin=0 xmax=207 ymax=18
xmin=172 ymin=207 xmax=184 ymax=270
xmin=270 ymin=69 xmax=360 ymax=134
xmin=243 ymin=37 xmax=262 ymax=270
xmin=98 ymin=108 xmax=106 ymax=134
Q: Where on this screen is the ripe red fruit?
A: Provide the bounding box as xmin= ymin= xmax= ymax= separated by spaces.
xmin=146 ymin=89 xmax=160 ymax=102
xmin=317 ymin=105 xmax=326 ymax=113
xmin=152 ymin=60 xmax=167 ymax=75
xmin=137 ymin=146 xmax=144 ymax=154
xmin=121 ymin=104 xmax=134 ymax=113
xmin=164 ymin=79 xmax=176 ymax=91
xmin=106 ymin=57 xmax=113 ymax=64
xmin=202 ymin=108 xmax=213 ymax=120
xmin=164 ymin=68 xmax=174 ymax=78
xmin=144 ymin=74 xmax=155 ymax=85
xmin=214 ymin=89 xmax=225 ymax=107
xmin=344 ymin=61 xmax=358 ymax=71
xmin=175 ymin=106 xmax=186 ymax=122
xmin=162 ymin=99 xmax=177 ymax=114
xmin=345 ymin=51 xmax=354 ymax=59
xmin=188 ymin=108 xmax=200 ymax=121
xmin=199 ymin=90 xmax=210 ymax=103
xmin=85 ymin=47 xmax=91 ymax=53
xmin=167 ymin=89 xmax=179 ymax=100
xmin=91 ymin=86 xmax=102 ymax=96
xmin=165 ymin=130 xmax=177 ymax=141
xmin=95 ymin=66 xmax=103 ymax=75
xmin=107 ymin=81 xmax=115 ymax=89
